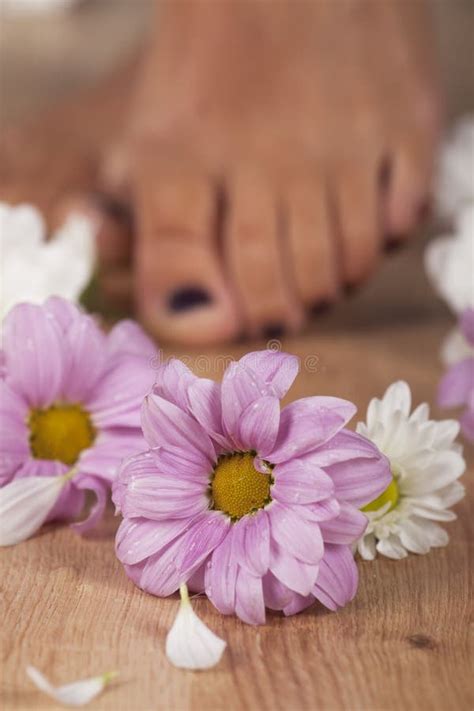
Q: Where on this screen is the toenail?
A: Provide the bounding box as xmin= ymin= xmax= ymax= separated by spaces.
xmin=378 ymin=157 xmax=392 ymax=192
xmin=168 ymin=287 xmax=213 ymax=312
xmin=262 ymin=324 xmax=285 ymax=340
xmin=92 ymin=191 xmax=133 ymax=228
xmin=311 ymin=300 xmax=332 ymax=316
xmin=343 ymin=283 xmax=360 ymax=297
xmin=384 ymin=236 xmax=404 ymax=253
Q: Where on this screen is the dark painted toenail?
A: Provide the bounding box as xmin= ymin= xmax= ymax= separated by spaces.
xmin=168 ymin=287 xmax=212 ymax=312
xmin=384 ymin=236 xmax=404 ymax=253
xmin=344 ymin=283 xmax=360 ymax=297
xmin=311 ymin=300 xmax=332 ymax=316
xmin=262 ymin=324 xmax=285 ymax=340
xmin=93 ymin=191 xmax=133 ymax=228
xmin=378 ymin=157 xmax=392 ymax=191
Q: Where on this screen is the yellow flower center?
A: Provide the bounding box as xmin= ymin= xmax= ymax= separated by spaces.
xmin=29 ymin=404 xmax=96 ymax=466
xmin=362 ymin=472 xmax=400 ymax=513
xmin=211 ymin=452 xmax=272 ymax=520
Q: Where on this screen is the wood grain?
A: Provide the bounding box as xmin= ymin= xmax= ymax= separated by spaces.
xmin=1 ymin=4 xmax=473 ymax=709
xmin=1 ymin=308 xmax=473 ymax=711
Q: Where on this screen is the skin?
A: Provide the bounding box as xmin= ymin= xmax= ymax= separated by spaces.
xmin=1 ymin=0 xmax=443 ymax=345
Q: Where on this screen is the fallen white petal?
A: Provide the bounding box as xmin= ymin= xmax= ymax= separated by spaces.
xmin=166 ymin=584 xmax=226 ymax=670
xmin=26 ymin=666 xmax=117 ymax=707
xmin=0 ymin=475 xmax=69 ymax=546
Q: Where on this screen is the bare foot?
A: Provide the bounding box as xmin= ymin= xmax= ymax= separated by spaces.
xmin=1 ymin=0 xmax=442 ymax=345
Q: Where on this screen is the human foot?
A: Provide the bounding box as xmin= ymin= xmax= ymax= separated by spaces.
xmin=102 ymin=0 xmax=441 ymax=344
xmin=1 ymin=1 xmax=442 ymax=345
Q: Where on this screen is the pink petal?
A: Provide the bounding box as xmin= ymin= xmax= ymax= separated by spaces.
xmin=107 ymin=320 xmax=158 ymax=360
xmin=44 ymin=296 xmax=80 ymax=330
xmin=271 ymin=459 xmax=335 ymax=505
xmin=49 ymin=483 xmax=85 ymax=523
xmin=3 ymin=303 xmax=65 ymax=407
xmin=238 ymin=350 xmax=299 ymax=398
xmin=140 ymin=512 xmax=229 ymax=596
xmin=300 ymin=498 xmax=341 ymax=523
xmin=233 ymin=511 xmax=270 ymax=576
xmin=152 ymin=358 xmax=196 ymax=410
xmin=269 ymin=539 xmax=320 ymax=596
xmin=206 ymin=527 xmax=238 ymax=615
xmin=78 ymin=429 xmax=146 ymax=483
xmin=141 ymin=393 xmax=215 ymax=464
xmin=283 ymin=593 xmax=314 ymax=616
xmin=60 ymin=314 xmax=106 ymax=402
xmin=269 ymin=397 xmax=357 ymax=464
xmin=221 ymin=361 xmax=273 ymax=446
xmin=116 ymin=516 xmax=193 ymax=565
xmin=262 ymin=571 xmax=294 ymax=610
xmin=269 ymin=502 xmax=324 ymax=564
xmin=113 ymin=450 xmax=208 ymax=520
xmin=312 ymin=544 xmax=359 ymax=611
xmin=319 ymin=502 xmax=368 ymax=544
xmin=187 ymin=378 xmax=229 ymax=448
xmin=0 ymin=381 xmax=29 ymax=484
xmin=70 ymin=475 xmax=108 ymax=534
xmin=306 ymin=430 xmax=391 ymax=508
xmin=238 ymin=396 xmax=280 ymax=455
xmin=89 ymin=355 xmax=155 ymax=429
xmin=235 ymin=568 xmax=265 ymax=625
xmin=438 ymin=359 xmax=474 ymax=408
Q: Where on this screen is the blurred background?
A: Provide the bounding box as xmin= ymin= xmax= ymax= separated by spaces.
xmin=1 ymin=0 xmax=473 ymax=126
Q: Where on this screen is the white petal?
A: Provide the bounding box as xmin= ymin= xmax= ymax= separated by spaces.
xmin=357 ymin=533 xmax=376 ymax=561
xmin=0 ymin=203 xmax=96 ymax=320
xmin=398 ymin=518 xmax=432 ymax=555
xmin=0 ymin=475 xmax=67 ymax=546
xmin=26 ymin=666 xmax=117 ymax=707
xmin=425 ymin=204 xmax=474 ymax=314
xmin=375 ymin=534 xmax=408 ymax=560
xmin=166 ymin=585 xmax=226 ymax=670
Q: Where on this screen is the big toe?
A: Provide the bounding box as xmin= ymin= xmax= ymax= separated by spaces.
xmin=133 ymin=157 xmax=241 ymax=346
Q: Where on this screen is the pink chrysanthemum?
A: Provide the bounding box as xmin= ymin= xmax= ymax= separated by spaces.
xmin=438 ymin=308 xmax=474 ymax=442
xmin=1 ymin=296 xmax=157 ymax=533
xmin=113 ymin=351 xmax=390 ymax=624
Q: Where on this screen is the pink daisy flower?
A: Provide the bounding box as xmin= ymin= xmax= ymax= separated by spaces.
xmin=1 ymin=296 xmax=157 ymax=542
xmin=113 ymin=351 xmax=390 ymax=625
xmin=438 ymin=308 xmax=474 ymax=442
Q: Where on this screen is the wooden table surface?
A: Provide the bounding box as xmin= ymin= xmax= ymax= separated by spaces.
xmin=1 ymin=4 xmax=473 ymax=709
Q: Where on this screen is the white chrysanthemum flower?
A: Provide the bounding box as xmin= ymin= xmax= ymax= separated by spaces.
xmin=355 ymin=381 xmax=465 ymax=560
xmin=425 ymin=204 xmax=474 ymax=316
xmin=436 ymin=115 xmax=474 ymax=220
xmin=26 ymin=666 xmax=117 ymax=707
xmin=0 ymin=202 xmax=96 ymax=320
xmin=166 ymin=584 xmax=226 ymax=670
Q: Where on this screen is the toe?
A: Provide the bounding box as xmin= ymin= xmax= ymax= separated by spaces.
xmin=332 ymin=158 xmax=381 ymax=287
xmin=224 ymin=167 xmax=304 ymax=338
xmin=385 ymin=139 xmax=435 ymax=239
xmin=284 ymin=172 xmax=338 ymax=310
xmin=133 ymin=159 xmax=241 ymax=346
